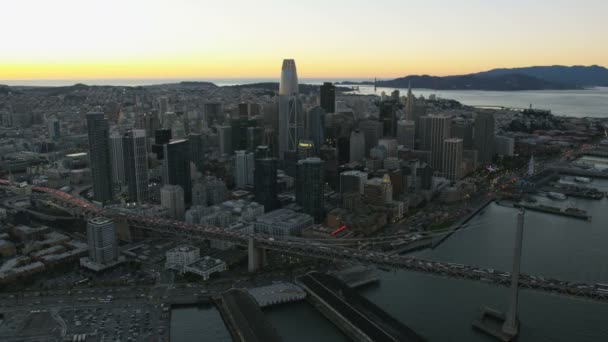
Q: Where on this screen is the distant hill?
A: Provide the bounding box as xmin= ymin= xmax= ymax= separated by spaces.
xmin=476 ymin=65 xmax=608 ymax=87
xmin=371 ymin=73 xmax=575 ymax=91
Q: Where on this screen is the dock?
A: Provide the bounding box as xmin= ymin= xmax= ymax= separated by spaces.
xmin=296 ymin=272 xmax=426 ymax=342
xmin=512 ymin=202 xmax=591 ymax=221
xmin=214 ymin=289 xmax=282 ymax=342
xmin=247 ymin=282 xmax=306 ymax=307
xmin=541 ymin=185 xmax=604 ymax=200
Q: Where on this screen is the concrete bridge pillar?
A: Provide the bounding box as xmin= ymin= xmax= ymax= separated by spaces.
xmin=502 ymin=209 xmax=525 ymax=336
xmin=248 ymin=237 xmax=266 ymax=273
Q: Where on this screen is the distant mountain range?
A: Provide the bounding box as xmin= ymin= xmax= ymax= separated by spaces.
xmin=343 ymin=65 xmax=608 ymax=91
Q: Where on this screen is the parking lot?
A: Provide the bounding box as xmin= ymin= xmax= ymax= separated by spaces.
xmin=59 ymin=303 xmax=170 ymax=342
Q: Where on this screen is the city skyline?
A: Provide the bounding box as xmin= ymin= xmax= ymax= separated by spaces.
xmin=2 ymin=0 xmax=607 ymax=81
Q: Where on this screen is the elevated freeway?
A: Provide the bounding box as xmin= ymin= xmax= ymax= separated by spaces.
xmin=1 ymin=179 xmax=607 ymax=303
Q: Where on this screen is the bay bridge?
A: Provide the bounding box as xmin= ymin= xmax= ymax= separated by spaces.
xmin=1 ymin=179 xmax=607 ymax=304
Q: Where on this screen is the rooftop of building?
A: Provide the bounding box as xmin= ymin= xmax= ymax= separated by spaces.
xmin=89 ymin=216 xmax=112 ymax=225
xmin=256 ymin=209 xmax=313 ymax=225
xmin=168 ymin=245 xmax=200 ymax=253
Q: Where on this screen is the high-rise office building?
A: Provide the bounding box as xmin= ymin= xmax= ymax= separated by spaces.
xmin=378 ymin=138 xmax=398 ymax=158
xmin=405 ymin=83 xmax=415 ymax=121
xmin=340 ymin=170 xmax=368 ymax=195
xmin=474 ymin=112 xmax=495 ymax=163
xmin=235 ymin=150 xmax=255 ymax=189
xmin=297 ymin=140 xmax=315 ymax=160
xmin=364 ymin=175 xmax=393 ymax=206
xmin=152 ymin=128 xmax=172 ymax=160
xmin=123 ymin=129 xmax=149 ymax=203
xmin=379 ymin=102 xmax=398 ymax=137
xmin=87 ymin=110 xmax=114 ymax=203
xmin=188 ymin=133 xmax=204 ymax=172
xmin=320 ymin=82 xmax=336 ymax=113
xmin=443 ymin=138 xmax=463 ymax=181
xmin=349 ymin=130 xmax=366 ymax=163
xmin=204 ymin=102 xmax=223 ymax=126
xmin=218 ymin=125 xmax=233 ymax=155
xmin=359 ymin=119 xmax=383 ymax=156
xmin=47 ymin=117 xmax=60 ymax=140
xmin=158 ymin=96 xmax=169 ymax=121
xmin=296 ymin=157 xmax=325 ymax=222
xmin=451 ymin=118 xmax=474 ymax=150
xmin=87 ymin=217 xmax=118 ymax=265
xmin=397 ymin=120 xmax=415 ymax=149
xmin=306 ymin=106 xmax=325 ymax=154
xmin=255 ymin=145 xmax=271 ymax=159
xmin=231 ymin=117 xmax=256 ymax=151
xmin=278 ymin=59 xmax=303 ymax=159
xmin=162 ymin=139 xmax=192 ymax=203
xmin=246 ymin=126 xmax=264 ymax=152
xmin=417 ymin=115 xmax=432 ymax=151
xmin=192 ymin=182 xmax=208 ymax=207
xmin=161 ymin=185 xmax=185 ymax=220
xmin=254 ymin=157 xmax=279 ymax=212
xmin=429 ymin=115 xmax=452 ymax=172
xmin=109 ymin=129 xmax=126 ymax=188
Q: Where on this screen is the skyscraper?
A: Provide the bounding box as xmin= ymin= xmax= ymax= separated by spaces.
xmin=379 ymin=101 xmax=398 ymax=137
xmin=47 ymin=117 xmax=60 ymax=140
xmin=235 ymin=150 xmax=255 ymax=189
xmin=429 ymin=115 xmax=452 ymax=172
xmin=320 ymin=82 xmax=336 ymax=113
xmin=358 ymin=119 xmax=383 ymax=157
xmin=109 ymin=129 xmax=126 ymax=189
xmin=87 ymin=110 xmax=114 ymax=203
xmin=296 ymin=157 xmax=325 ymax=223
xmin=306 ymin=106 xmax=325 ymax=155
xmin=152 ymin=128 xmax=172 ymax=160
xmin=254 ymin=157 xmax=278 ymax=212
xmin=86 ymin=217 xmax=118 ymax=265
xmin=188 ymin=133 xmax=204 ymax=172
xmin=123 ymin=129 xmax=149 ymax=203
xmin=474 ymin=112 xmax=495 ymax=163
xmin=397 ymin=120 xmax=415 ymax=149
xmin=340 ymin=170 xmax=368 ymax=195
xmin=443 ymin=138 xmax=464 ymax=181
xmin=451 ymin=118 xmax=474 ymax=150
xmin=405 ymin=82 xmax=416 ymax=121
xmin=349 ymin=130 xmax=366 ymax=163
xmin=218 ymin=125 xmax=233 ymax=155
xmin=278 ymin=59 xmax=303 ymax=159
xmin=163 ymin=139 xmax=192 ymax=203
xmin=161 ymin=185 xmax=185 ymax=220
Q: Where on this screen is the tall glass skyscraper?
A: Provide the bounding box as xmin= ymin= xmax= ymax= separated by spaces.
xmin=278 ymin=59 xmax=303 ymax=159
xmin=296 ymin=157 xmax=325 ymax=223
xmin=87 ymin=110 xmax=114 ymax=203
xmin=123 ymin=129 xmax=149 ymax=203
xmin=162 ymin=139 xmax=192 ymax=203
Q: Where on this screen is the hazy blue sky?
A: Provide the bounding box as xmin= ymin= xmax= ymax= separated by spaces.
xmin=2 ymin=0 xmax=607 ymax=79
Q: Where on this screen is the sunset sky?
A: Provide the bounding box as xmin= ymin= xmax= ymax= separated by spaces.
xmin=1 ymin=0 xmax=607 ymax=80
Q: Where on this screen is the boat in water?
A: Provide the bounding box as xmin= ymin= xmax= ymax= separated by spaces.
xmin=547 ymin=192 xmax=567 ymax=200
xmin=574 ymin=176 xmax=592 ymax=183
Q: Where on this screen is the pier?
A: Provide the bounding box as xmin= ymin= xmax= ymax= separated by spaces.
xmin=297 ymin=272 xmax=426 ymax=342
xmin=214 ymin=289 xmax=282 ymax=342
xmin=541 ymin=185 xmax=604 ymax=200
xmin=247 ymin=282 xmax=306 ymax=307
xmin=511 ymin=202 xmax=591 ymax=221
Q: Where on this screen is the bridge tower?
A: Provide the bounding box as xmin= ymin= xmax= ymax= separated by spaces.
xmin=473 ymin=209 xmax=525 ymax=341
xmin=247 ymin=237 xmax=267 ymax=273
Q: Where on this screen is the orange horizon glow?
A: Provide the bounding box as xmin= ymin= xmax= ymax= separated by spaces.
xmin=1 ymin=0 xmax=607 ymax=81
